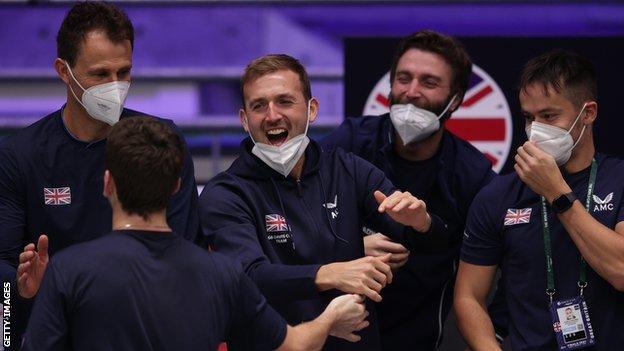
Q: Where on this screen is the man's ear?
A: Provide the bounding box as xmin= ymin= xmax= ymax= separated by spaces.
xmin=308 ymin=97 xmax=319 ymax=123
xmin=172 ymin=178 xmax=181 ymax=196
xmin=583 ymin=101 xmax=598 ymax=125
xmin=239 ymin=108 xmax=249 ymax=133
xmin=54 ymin=58 xmax=71 ymax=86
xmin=103 ymin=170 xmax=116 ymax=199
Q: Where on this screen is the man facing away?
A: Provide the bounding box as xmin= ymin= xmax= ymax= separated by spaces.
xmin=21 ymin=116 xmax=370 ymax=351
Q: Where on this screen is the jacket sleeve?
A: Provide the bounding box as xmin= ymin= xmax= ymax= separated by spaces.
xmin=0 ymin=145 xmax=25 ymax=280
xmin=164 ymin=121 xmax=200 ymax=242
xmin=350 ymin=152 xmax=454 ymax=252
xmin=199 ymin=179 xmax=322 ymax=301
xmin=21 ymin=262 xmax=70 ymax=351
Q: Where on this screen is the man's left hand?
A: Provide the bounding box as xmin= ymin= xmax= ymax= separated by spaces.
xmin=514 ymin=141 xmax=572 ymax=202
xmin=374 ymin=190 xmax=431 ymax=232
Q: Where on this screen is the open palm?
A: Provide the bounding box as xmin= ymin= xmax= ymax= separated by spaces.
xmin=17 ymin=235 xmax=49 ymax=299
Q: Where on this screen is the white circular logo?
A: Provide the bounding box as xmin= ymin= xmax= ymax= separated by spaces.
xmin=363 ymin=65 xmax=513 ymax=173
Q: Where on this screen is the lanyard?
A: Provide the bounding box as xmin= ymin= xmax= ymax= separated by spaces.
xmin=541 ymin=158 xmax=597 ymax=304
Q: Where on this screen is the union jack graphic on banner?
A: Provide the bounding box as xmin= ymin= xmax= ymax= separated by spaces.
xmin=504 ymin=208 xmax=532 ymax=226
xmin=44 ymin=187 xmax=72 ymax=205
xmin=265 ymin=214 xmax=289 ymax=232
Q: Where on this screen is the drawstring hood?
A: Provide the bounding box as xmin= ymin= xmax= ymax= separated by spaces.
xmin=270 ymin=177 xmax=296 ymax=251
xmin=318 ymin=174 xmax=349 ymax=244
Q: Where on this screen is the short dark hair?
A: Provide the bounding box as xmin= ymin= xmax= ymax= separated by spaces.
xmin=241 ymin=54 xmax=312 ymax=106
xmin=57 ymin=1 xmax=134 ymax=67
xmin=519 ymin=50 xmax=597 ymax=107
xmin=105 ymin=117 xmax=183 ymax=219
xmin=390 ymin=30 xmax=472 ymax=100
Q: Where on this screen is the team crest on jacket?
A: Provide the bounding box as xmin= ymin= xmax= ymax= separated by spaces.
xmin=43 ymin=187 xmax=72 ymax=205
xmin=362 ymin=65 xmax=513 ymax=173
xmin=265 ymin=214 xmax=290 ymax=232
xmin=504 ymin=208 xmax=532 ymax=226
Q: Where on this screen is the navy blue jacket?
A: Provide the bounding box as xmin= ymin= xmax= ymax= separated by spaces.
xmin=321 ymin=114 xmax=495 ymax=350
xmin=0 ymin=107 xmax=199 ymax=342
xmin=199 ymin=138 xmax=448 ymax=350
xmin=23 ymin=230 xmax=286 ymax=351
xmin=462 ymin=153 xmax=624 ymax=351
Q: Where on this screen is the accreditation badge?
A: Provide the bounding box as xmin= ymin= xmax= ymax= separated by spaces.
xmin=550 ymin=296 xmax=596 ymax=350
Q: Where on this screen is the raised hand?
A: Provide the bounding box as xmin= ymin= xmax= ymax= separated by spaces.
xmin=374 ymin=190 xmax=432 ymax=232
xmin=17 ymin=234 xmax=49 ymax=299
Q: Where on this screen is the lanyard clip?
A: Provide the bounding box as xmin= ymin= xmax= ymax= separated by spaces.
xmin=547 ymin=288 xmax=556 ymax=304
xmin=578 ymin=281 xmax=588 ymax=296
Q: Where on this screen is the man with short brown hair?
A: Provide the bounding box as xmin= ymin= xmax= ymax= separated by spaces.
xmin=23 ymin=117 xmax=370 ymax=351
xmin=1 ymin=1 xmax=198 ymax=343
xmin=200 ymin=53 xmax=446 ymax=350
xmin=321 ymin=30 xmax=496 ymax=349
xmin=455 ymin=50 xmax=624 ymax=351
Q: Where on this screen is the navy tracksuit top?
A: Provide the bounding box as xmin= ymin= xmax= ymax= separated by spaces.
xmin=199 ymin=137 xmax=449 ymax=350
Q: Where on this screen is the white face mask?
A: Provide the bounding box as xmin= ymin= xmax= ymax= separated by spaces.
xmin=248 ymin=100 xmax=312 ymax=177
xmin=65 ymin=62 xmax=130 ymax=125
xmin=389 ymin=94 xmax=457 ymax=145
xmin=525 ymin=103 xmax=587 ymax=166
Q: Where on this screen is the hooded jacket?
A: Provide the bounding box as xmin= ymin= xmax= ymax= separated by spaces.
xmin=199 ymin=137 xmax=448 ymax=350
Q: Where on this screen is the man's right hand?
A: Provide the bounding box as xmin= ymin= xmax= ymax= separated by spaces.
xmin=315 ymin=255 xmax=392 ymax=302
xmin=17 ymin=234 xmax=49 ymax=299
xmin=364 ymin=233 xmax=410 ymax=270
xmin=324 ymin=294 xmax=369 ymax=342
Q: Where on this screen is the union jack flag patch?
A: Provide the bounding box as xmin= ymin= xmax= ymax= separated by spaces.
xmin=265 ymin=214 xmax=289 ymax=232
xmin=44 ymin=187 xmax=72 ymax=205
xmin=504 ymin=208 xmax=531 ymax=226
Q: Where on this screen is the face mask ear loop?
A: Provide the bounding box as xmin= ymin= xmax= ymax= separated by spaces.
xmin=570 ymin=124 xmax=587 ymax=150
xmin=437 ymin=94 xmax=458 ymax=120
xmin=64 ymin=61 xmax=88 ymax=93
xmin=565 ymin=103 xmax=588 ymax=151
xmin=565 ymin=102 xmax=587 ymax=137
xmin=242 ymin=111 xmax=260 ymax=145
xmin=302 ymin=99 xmax=312 ymax=136
xmin=64 ymin=61 xmax=90 ymax=111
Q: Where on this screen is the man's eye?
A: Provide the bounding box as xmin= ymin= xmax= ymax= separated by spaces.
xmin=423 ymin=80 xmax=439 ymax=88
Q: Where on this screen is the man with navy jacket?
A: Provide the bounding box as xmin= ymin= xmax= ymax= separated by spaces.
xmin=199 ymin=54 xmax=449 ymax=350
xmin=22 ymin=116 xmax=370 ymax=351
xmin=0 ymin=1 xmax=198 ymax=343
xmin=455 ymin=50 xmax=624 ymax=350
xmin=321 ymin=30 xmax=496 ymax=350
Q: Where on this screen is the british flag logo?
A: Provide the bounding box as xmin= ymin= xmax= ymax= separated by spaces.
xmin=43 ymin=187 xmax=72 ymax=205
xmin=504 ymin=208 xmax=532 ymax=226
xmin=363 ymin=65 xmax=513 ymax=173
xmin=265 ymin=214 xmax=289 ymax=232
xmin=553 ymin=321 xmax=561 ymax=333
